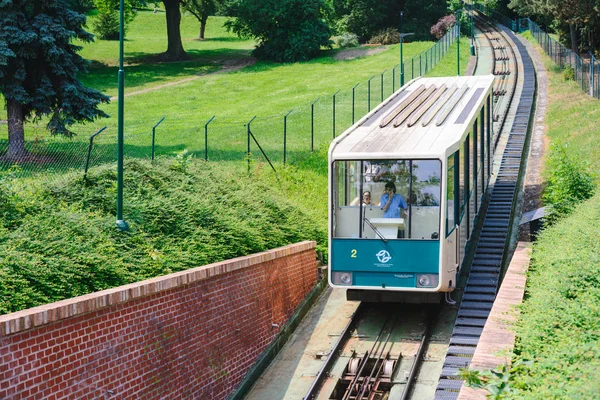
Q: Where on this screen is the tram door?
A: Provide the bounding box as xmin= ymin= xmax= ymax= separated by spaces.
xmin=445 ymin=153 xmax=460 ymax=288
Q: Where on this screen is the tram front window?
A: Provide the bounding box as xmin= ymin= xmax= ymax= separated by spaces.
xmin=332 ymin=159 xmax=441 ymax=240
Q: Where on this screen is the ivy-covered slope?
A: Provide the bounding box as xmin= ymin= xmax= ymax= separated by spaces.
xmin=0 ymin=158 xmax=326 ymax=315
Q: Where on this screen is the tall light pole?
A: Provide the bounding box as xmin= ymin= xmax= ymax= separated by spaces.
xmin=399 ymin=11 xmax=414 ymax=87
xmin=116 ymin=0 xmax=129 ymax=231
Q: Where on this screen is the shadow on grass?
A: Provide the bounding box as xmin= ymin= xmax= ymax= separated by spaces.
xmin=81 ymin=49 xmax=256 ymax=94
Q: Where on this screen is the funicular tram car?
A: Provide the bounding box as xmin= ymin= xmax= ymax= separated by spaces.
xmin=328 ymin=75 xmax=495 ymax=303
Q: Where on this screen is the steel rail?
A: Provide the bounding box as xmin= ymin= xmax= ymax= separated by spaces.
xmin=355 ymin=317 xmax=398 ymax=400
xmin=342 ymin=314 xmax=392 ymax=400
xmin=303 ymin=303 xmax=364 ymax=400
xmin=401 ymin=308 xmax=439 ymax=400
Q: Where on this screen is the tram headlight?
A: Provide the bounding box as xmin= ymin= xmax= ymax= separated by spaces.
xmin=333 ymin=272 xmax=353 ymax=285
xmin=417 ymin=274 xmax=439 ymax=288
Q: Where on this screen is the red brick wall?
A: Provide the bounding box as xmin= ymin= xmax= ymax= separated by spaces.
xmin=0 ymin=241 xmax=317 ymax=399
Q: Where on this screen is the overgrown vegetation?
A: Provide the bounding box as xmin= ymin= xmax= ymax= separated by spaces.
xmin=542 ymin=143 xmax=595 ymax=223
xmin=509 ymin=191 xmax=600 ymax=398
xmin=0 ymin=158 xmax=327 ymax=315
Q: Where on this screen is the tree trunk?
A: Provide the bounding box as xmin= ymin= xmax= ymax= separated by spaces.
xmin=200 ymin=16 xmax=207 ymax=39
xmin=570 ymin=23 xmax=579 ymax=53
xmin=162 ymin=0 xmax=188 ymax=60
xmin=6 ymin=99 xmax=27 ymax=160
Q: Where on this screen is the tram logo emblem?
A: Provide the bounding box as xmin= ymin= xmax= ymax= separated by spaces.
xmin=376 ymin=250 xmax=392 ymax=263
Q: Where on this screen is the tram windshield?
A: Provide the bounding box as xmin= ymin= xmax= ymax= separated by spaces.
xmin=332 ymin=159 xmax=441 ymax=240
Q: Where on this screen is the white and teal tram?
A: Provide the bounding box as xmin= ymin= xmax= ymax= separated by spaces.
xmin=328 ymin=75 xmax=495 ymax=302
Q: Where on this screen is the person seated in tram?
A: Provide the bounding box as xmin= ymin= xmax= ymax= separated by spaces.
xmin=362 ymin=191 xmax=373 ymax=206
xmin=380 ymin=182 xmax=408 ymax=218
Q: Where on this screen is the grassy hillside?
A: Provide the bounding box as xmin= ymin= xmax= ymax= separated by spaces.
xmin=0 ymin=157 xmax=327 ymax=315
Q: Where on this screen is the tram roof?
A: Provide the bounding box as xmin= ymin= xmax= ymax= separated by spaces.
xmin=329 ymin=75 xmax=495 ymax=160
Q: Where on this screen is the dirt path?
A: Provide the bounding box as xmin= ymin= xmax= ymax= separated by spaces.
xmin=108 ymin=57 xmax=256 ymax=101
xmin=334 ymin=45 xmax=390 ymax=61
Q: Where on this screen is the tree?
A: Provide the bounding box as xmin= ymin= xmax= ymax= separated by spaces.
xmin=331 ymin=0 xmax=447 ymax=42
xmin=181 ymin=0 xmax=218 ymax=39
xmin=0 ymin=0 xmax=109 ymax=161
xmin=161 ymin=0 xmax=189 ymax=60
xmin=225 ymin=0 xmax=332 ymax=62
xmin=93 ymin=0 xmax=137 ymax=40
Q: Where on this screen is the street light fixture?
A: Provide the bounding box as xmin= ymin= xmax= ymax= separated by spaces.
xmin=116 ymin=0 xmax=129 ymax=231
xmin=399 ymin=11 xmax=414 ymax=87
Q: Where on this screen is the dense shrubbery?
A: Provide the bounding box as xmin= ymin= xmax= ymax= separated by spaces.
xmin=0 ymin=159 xmax=326 ymax=314
xmin=93 ymin=0 xmax=137 ymax=40
xmin=430 ymin=15 xmax=456 ymax=39
xmin=333 ymin=33 xmax=359 ymax=48
xmin=367 ymin=28 xmax=400 ymax=45
xmin=224 ymin=0 xmax=332 ymax=62
xmin=542 ymin=143 xmax=595 ymax=223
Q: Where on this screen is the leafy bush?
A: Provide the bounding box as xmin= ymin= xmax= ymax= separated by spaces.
xmin=93 ymin=0 xmax=137 ymax=40
xmin=0 ymin=159 xmax=327 ymax=314
xmin=542 ymin=143 xmax=595 ymax=223
xmin=430 ymin=14 xmax=456 ymax=39
xmin=368 ymin=28 xmax=400 ymax=45
xmin=563 ymin=66 xmax=575 ymax=81
xmin=225 ymin=0 xmax=332 ymax=62
xmin=333 ymin=33 xmax=359 ymax=48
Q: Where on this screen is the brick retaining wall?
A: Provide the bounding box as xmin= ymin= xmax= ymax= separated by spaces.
xmin=0 ymin=241 xmax=317 ymax=399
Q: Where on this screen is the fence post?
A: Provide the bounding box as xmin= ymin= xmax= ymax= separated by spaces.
xmin=332 ymin=90 xmax=341 ymax=139
xmin=83 ymin=126 xmax=108 ymax=182
xmin=381 ymin=69 xmax=387 ymax=102
xmin=311 ymin=98 xmax=319 ymax=152
xmin=352 ymin=83 xmax=359 ymax=124
xmin=204 ymin=115 xmax=215 ymax=161
xmin=283 ymin=109 xmax=293 ymax=165
xmin=367 ymin=75 xmax=375 ymax=111
xmin=151 ymin=117 xmax=165 ymax=161
xmin=247 ymin=116 xmax=256 ymax=173
xmin=392 ymin=65 xmax=396 ymax=92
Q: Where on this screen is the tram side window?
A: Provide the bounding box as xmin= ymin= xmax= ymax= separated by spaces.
xmin=410 ymin=160 xmax=441 ymax=240
xmin=446 ymin=154 xmax=456 ymax=237
xmin=333 ymin=161 xmax=363 ymax=238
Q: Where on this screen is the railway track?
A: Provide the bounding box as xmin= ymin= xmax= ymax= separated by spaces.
xmin=303 ymin=304 xmax=439 ymax=400
xmin=434 ymin=12 xmax=536 ymax=400
xmin=302 ymin=14 xmax=536 ymax=400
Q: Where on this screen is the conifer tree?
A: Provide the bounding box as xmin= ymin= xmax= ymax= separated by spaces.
xmin=0 ymin=0 xmax=109 ymax=160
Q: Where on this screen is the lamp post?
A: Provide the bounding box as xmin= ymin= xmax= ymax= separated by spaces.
xmin=457 ymin=9 xmax=461 ymax=76
xmin=399 ymin=11 xmax=414 ymax=87
xmin=469 ymin=2 xmax=475 ymax=56
xmin=116 ymin=0 xmax=129 ymax=231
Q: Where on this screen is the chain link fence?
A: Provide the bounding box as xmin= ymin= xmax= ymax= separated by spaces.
xmin=476 ymin=5 xmax=599 ymax=100
xmin=0 ymin=25 xmax=460 ymax=181
xmin=529 ymin=20 xmax=600 ymax=99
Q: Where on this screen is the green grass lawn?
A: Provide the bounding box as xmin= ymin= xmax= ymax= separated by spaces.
xmin=1 ymin=7 xmax=470 ymax=173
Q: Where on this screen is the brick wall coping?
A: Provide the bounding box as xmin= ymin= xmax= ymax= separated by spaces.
xmin=0 ymin=241 xmax=316 ymax=337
